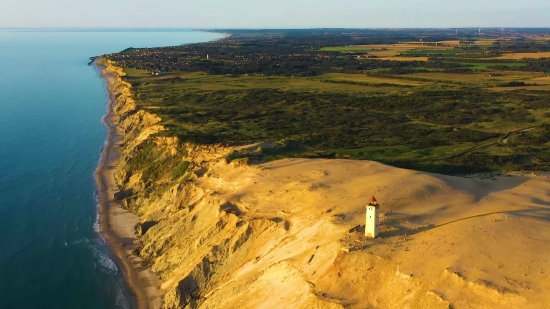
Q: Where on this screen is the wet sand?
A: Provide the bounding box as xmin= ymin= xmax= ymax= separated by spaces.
xmin=94 ymin=64 xmax=163 ymax=309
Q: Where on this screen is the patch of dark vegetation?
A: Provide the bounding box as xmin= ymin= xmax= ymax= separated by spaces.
xmin=147 ymin=88 xmax=532 ymax=149
xmin=172 ymin=161 xmax=190 ymax=179
xmin=320 ymin=79 xmax=414 ymax=88
xmin=126 ymin=141 xmax=187 ymax=189
xmin=498 ymin=81 xmax=538 ymax=87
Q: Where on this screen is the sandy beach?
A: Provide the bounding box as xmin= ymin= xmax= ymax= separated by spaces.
xmin=95 ymin=64 xmax=163 ymax=309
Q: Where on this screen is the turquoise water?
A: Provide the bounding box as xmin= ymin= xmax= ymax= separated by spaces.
xmin=0 ymin=29 xmax=223 ymax=308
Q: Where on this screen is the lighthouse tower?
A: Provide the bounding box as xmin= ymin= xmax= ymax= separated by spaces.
xmin=365 ymin=204 xmax=380 ymax=238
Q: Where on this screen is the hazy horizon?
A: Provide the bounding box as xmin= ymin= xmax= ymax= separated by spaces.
xmin=3 ymin=26 xmax=550 ymax=31
xmin=2 ymin=0 xmax=549 ymax=29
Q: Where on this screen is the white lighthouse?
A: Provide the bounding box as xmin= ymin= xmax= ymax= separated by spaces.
xmin=365 ymin=204 xmax=380 ymax=238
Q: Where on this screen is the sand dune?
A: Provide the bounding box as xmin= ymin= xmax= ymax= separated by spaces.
xmin=178 ymin=158 xmax=550 ymax=308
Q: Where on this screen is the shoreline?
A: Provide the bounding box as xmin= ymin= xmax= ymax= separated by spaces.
xmin=193 ymin=29 xmax=232 ymax=40
xmin=94 ymin=63 xmax=163 ymax=309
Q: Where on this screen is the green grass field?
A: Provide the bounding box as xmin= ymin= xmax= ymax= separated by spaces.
xmin=320 ymin=46 xmax=405 ymax=53
xmin=122 ymin=64 xmax=550 ymax=174
xmin=406 ymin=49 xmax=460 ymax=55
xmin=452 ymin=62 xmax=527 ymax=69
xmin=110 ymin=35 xmax=550 ymax=174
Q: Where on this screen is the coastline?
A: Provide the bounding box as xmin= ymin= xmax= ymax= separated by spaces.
xmin=89 ymin=48 xmax=550 ymax=307
xmin=94 ymin=63 xmax=163 ymax=309
xmin=193 ymin=29 xmax=232 ymax=40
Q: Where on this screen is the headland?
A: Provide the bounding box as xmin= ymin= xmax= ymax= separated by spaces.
xmin=93 ymin=29 xmax=550 ymax=309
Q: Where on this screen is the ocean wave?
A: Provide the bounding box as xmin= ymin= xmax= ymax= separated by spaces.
xmin=114 ymin=281 xmax=131 ymax=309
xmin=93 ymin=194 xmax=100 ymax=234
xmin=90 ymin=238 xmax=118 ymax=274
xmin=71 ymin=238 xmax=89 ymax=245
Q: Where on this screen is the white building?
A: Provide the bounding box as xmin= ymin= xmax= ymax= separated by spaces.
xmin=365 ymin=205 xmax=380 ymax=238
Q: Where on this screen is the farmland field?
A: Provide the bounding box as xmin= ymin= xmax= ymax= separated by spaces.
xmin=497 ymin=52 xmax=550 ymax=59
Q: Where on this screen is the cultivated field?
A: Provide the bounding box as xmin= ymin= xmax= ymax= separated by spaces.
xmin=497 ymin=52 xmax=550 ymax=59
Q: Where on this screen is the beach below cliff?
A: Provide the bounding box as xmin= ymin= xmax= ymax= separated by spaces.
xmin=95 ymin=64 xmax=163 ymax=309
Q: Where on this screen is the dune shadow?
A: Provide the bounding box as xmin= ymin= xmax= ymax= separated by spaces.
xmin=508 ymin=206 xmax=550 ymax=222
xmin=220 ymin=202 xmax=242 ymax=216
xmin=436 ymin=174 xmax=530 ymax=203
xmin=194 ymin=167 xmax=208 ymax=177
xmin=118 ymin=237 xmax=136 ymax=246
xmin=381 ymin=212 xmax=436 ymax=237
xmin=382 ymin=205 xmax=550 ymax=238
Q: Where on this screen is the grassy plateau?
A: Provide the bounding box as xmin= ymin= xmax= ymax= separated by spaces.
xmin=105 ymin=29 xmax=550 ymax=174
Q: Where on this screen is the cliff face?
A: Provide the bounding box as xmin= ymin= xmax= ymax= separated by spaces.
xmin=102 ymin=60 xmax=544 ymax=309
xmin=103 ymin=61 xmax=340 ymax=309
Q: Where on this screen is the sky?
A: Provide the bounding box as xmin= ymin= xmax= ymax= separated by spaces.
xmin=1 ymin=0 xmax=549 ymax=29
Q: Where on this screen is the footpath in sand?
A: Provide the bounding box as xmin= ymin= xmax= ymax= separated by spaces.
xmin=172 ymin=155 xmax=550 ymax=309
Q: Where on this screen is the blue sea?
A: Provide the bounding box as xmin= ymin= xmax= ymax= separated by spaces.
xmin=0 ymin=29 xmax=223 ymax=309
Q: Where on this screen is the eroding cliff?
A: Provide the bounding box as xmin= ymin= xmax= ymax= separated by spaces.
xmin=101 ymin=59 xmax=550 ymax=309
